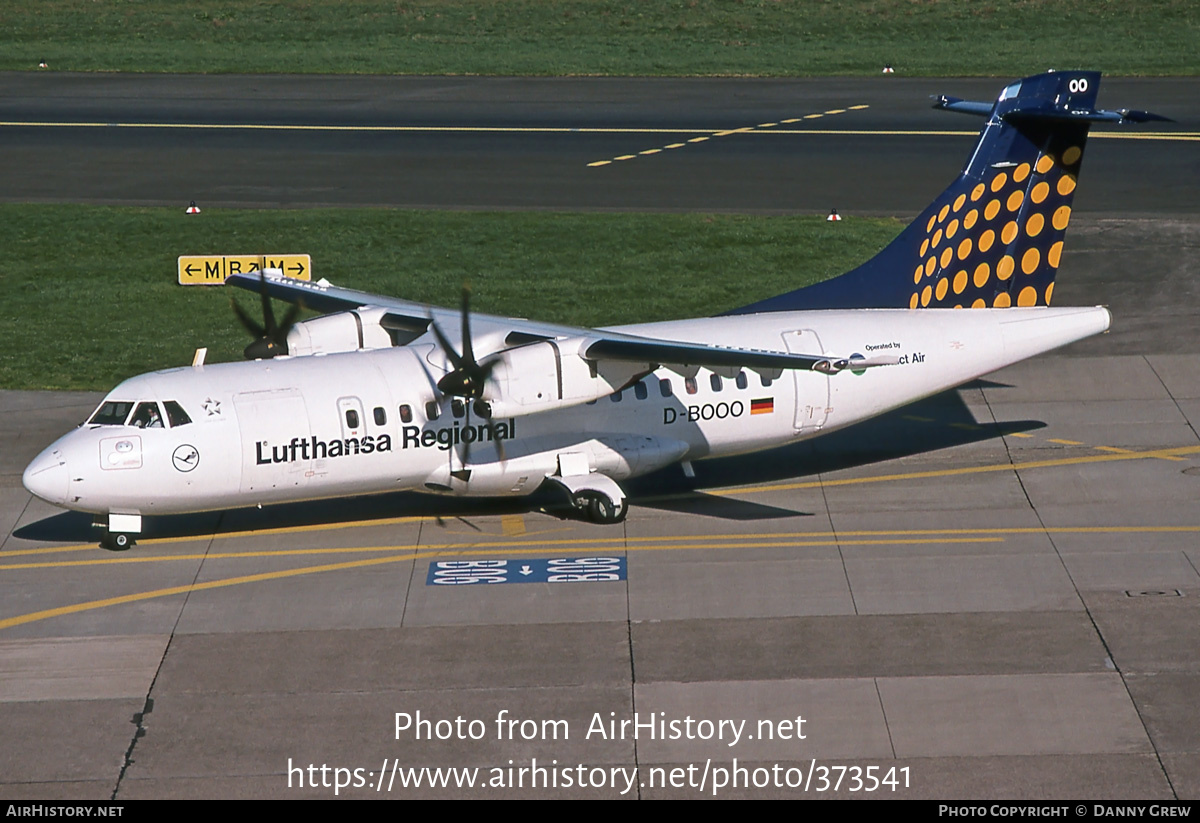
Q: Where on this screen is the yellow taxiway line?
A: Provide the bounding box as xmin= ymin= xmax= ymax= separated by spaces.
xmin=5 ymin=521 xmax=1200 ymax=630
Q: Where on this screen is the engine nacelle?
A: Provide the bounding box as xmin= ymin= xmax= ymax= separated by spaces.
xmin=483 ymin=339 xmax=648 ymax=419
xmin=286 ymin=307 xmax=422 ymax=356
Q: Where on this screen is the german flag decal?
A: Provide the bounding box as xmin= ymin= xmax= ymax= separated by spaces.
xmin=750 ymin=397 xmax=774 ymax=415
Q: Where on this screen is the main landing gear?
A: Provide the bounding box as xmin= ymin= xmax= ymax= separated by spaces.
xmin=572 ymin=490 xmax=628 ymax=525
xmin=548 ymin=473 xmax=629 ymax=525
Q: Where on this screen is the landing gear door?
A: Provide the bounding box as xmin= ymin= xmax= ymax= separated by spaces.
xmin=783 ymin=329 xmax=830 ymax=431
xmin=234 ymin=389 xmax=311 ymax=495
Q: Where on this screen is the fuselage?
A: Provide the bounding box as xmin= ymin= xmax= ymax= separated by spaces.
xmin=22 ymin=305 xmax=1110 ymax=519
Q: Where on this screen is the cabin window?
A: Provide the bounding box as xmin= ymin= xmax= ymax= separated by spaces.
xmin=451 ymin=399 xmax=465 ymax=418
xmin=129 ymin=402 xmax=164 ymax=429
xmin=88 ymin=401 xmax=134 ymax=426
xmin=659 ymin=378 xmax=673 ymax=398
xmin=634 ymin=382 xmax=648 ymax=400
xmin=425 ymin=400 xmax=440 ymax=420
xmin=399 ymin=404 xmax=413 ymax=423
xmin=373 ymin=407 xmax=386 ymax=426
xmin=345 ymin=409 xmax=360 ymax=429
xmin=736 ymin=371 xmax=748 ymax=390
xmin=685 ymin=377 xmax=698 ymax=395
xmin=163 ymin=401 xmax=191 ymax=427
xmin=710 ymin=374 xmax=723 ymax=392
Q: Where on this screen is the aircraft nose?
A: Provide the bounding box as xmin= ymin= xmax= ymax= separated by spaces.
xmin=23 ymin=448 xmax=69 ymax=506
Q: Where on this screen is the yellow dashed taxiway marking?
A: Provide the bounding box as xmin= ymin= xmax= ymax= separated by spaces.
xmin=901 ymin=413 xmax=1191 ymax=464
xmin=586 ymin=105 xmax=870 ymax=168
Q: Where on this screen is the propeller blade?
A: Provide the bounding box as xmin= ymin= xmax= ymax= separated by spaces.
xmin=231 ymin=272 xmax=302 ymax=359
xmin=230 ymin=297 xmax=265 ymax=338
xmin=461 ymin=400 xmax=474 ymax=467
xmin=260 ymin=275 xmax=278 ymax=337
xmin=278 ymin=300 xmax=303 ymax=338
xmin=429 ymin=284 xmax=503 ymax=413
xmin=460 ymin=285 xmax=474 ymax=367
xmin=429 ymin=317 xmax=467 ymax=371
xmin=483 ymin=413 xmax=506 ymax=463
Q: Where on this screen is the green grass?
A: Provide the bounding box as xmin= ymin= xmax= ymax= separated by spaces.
xmin=2 ymin=0 xmax=1196 ymax=76
xmin=0 ymin=205 xmax=902 ymax=391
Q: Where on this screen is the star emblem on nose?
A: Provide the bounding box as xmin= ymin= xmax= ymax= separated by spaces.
xmin=203 ymin=397 xmax=222 ymax=416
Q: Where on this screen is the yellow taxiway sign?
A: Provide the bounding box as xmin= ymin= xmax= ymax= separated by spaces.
xmin=177 ymin=254 xmax=311 ymax=285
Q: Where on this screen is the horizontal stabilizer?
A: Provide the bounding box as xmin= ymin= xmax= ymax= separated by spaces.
xmin=931 ymin=85 xmax=1171 ymax=125
xmin=930 ymin=96 xmax=993 ymax=117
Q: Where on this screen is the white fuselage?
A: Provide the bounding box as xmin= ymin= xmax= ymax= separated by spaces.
xmin=23 ymin=306 xmax=1110 ymax=519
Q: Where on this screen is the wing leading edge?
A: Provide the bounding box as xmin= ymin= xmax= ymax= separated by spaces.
xmin=226 ymin=271 xmax=896 ymax=376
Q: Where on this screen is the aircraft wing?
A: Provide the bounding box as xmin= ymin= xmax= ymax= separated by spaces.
xmin=226 ymin=271 xmax=590 ymax=341
xmin=227 ymin=271 xmax=898 ymax=375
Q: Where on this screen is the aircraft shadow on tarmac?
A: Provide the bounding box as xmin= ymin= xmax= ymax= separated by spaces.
xmin=15 ymin=382 xmax=1042 ymax=545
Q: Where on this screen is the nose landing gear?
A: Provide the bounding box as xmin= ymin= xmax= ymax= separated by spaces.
xmin=99 ymin=532 xmax=135 ymax=551
xmin=97 ymin=513 xmax=142 ymax=551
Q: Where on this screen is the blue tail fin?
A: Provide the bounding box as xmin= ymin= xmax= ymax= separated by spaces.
xmin=728 ymin=71 xmax=1168 ymax=314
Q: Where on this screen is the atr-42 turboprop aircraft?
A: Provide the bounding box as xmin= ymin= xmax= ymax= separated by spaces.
xmin=24 ymin=71 xmax=1167 ymax=549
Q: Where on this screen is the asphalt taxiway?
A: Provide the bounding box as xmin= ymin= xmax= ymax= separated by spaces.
xmin=1 ymin=75 xmax=1198 ymax=799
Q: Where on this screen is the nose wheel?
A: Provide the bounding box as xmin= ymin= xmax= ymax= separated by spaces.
xmin=100 ymin=532 xmax=135 ymax=551
xmin=98 ymin=513 xmax=142 ymax=551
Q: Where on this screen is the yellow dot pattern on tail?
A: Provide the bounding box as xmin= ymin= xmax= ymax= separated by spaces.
xmin=910 ymin=144 xmax=1082 ymax=309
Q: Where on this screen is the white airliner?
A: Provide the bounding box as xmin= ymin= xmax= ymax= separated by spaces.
xmin=23 ymin=71 xmax=1166 ymax=549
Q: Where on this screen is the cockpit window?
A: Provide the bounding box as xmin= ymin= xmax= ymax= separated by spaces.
xmin=88 ymin=401 xmax=134 ymax=426
xmin=163 ymin=401 xmax=191 ymax=427
xmin=129 ymin=402 xmax=164 ymax=429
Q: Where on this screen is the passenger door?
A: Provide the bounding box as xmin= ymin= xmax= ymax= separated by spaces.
xmin=782 ymin=329 xmax=830 ymax=431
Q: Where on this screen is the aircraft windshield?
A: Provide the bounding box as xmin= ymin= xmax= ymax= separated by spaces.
xmin=87 ymin=399 xmax=192 ymax=427
xmin=88 ymin=401 xmax=134 ymax=426
xmin=164 ymin=401 xmax=192 ymax=427
xmin=129 ymin=402 xmax=164 ymax=429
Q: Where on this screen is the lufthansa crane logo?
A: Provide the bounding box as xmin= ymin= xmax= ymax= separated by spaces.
xmin=172 ymin=444 xmax=200 ymax=473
